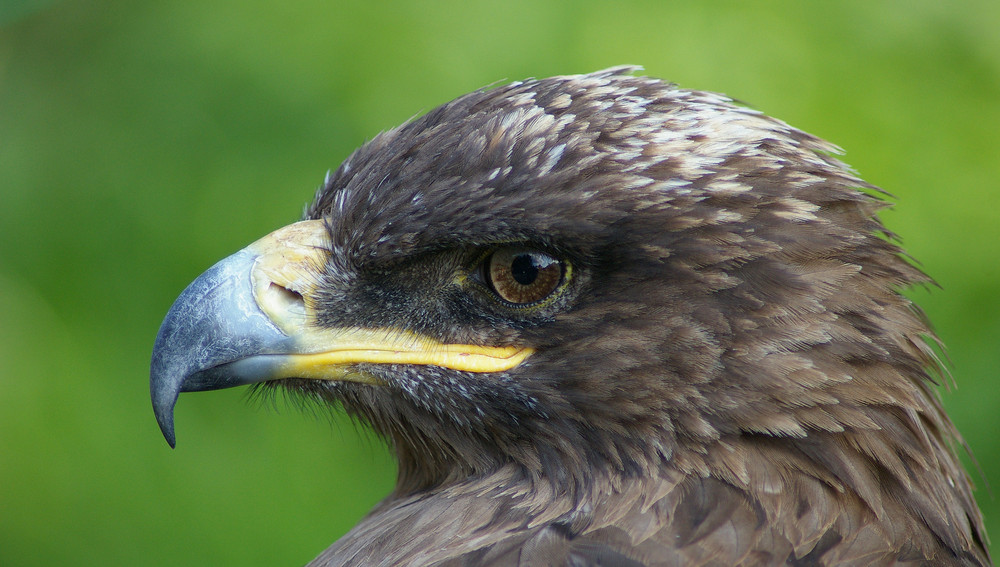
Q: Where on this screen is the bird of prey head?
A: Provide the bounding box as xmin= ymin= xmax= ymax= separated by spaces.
xmin=151 ymin=67 xmax=989 ymax=565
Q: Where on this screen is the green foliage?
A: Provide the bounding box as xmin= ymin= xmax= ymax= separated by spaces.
xmin=1 ymin=1 xmax=997 ymax=564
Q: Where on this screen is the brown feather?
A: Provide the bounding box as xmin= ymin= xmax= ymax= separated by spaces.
xmin=271 ymin=67 xmax=989 ymax=565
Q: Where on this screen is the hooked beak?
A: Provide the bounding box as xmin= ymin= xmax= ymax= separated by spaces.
xmin=150 ymin=220 xmax=532 ymax=447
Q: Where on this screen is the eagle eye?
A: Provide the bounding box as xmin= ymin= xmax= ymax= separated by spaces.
xmin=484 ymin=247 xmax=564 ymax=305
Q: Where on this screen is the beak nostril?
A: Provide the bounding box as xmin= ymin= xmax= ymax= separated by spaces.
xmin=265 ymin=282 xmax=305 ymax=314
xmin=258 ymin=282 xmax=308 ymax=333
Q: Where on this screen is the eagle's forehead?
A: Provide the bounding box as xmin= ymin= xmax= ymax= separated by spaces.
xmin=306 ymin=68 xmax=853 ymax=262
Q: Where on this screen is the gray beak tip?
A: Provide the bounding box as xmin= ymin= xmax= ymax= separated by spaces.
xmin=156 ymin=408 xmax=178 ymax=449
xmin=151 ymin=368 xmax=179 ymax=448
xmin=163 ymin=428 xmax=178 ymax=449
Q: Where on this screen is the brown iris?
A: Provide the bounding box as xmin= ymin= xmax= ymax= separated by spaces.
xmin=485 ymin=247 xmax=563 ymax=305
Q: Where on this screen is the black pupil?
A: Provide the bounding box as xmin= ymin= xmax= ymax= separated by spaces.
xmin=511 ymin=254 xmax=540 ymax=286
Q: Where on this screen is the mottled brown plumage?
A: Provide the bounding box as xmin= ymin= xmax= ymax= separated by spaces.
xmin=151 ymin=67 xmax=989 ymax=566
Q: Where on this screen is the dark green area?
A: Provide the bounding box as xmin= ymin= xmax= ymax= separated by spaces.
xmin=1 ymin=1 xmax=997 ymax=565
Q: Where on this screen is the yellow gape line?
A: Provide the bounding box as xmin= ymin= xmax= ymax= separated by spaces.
xmin=277 ymin=340 xmax=533 ymax=382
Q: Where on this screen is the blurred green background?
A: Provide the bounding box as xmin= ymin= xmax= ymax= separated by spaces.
xmin=1 ymin=1 xmax=997 ymax=565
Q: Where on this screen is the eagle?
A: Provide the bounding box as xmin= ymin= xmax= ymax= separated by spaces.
xmin=151 ymin=67 xmax=989 ymax=566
